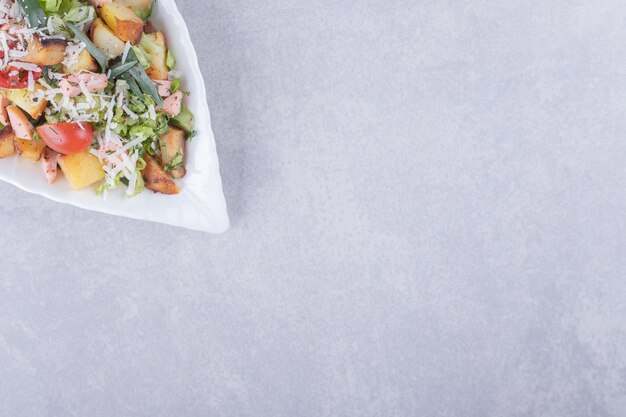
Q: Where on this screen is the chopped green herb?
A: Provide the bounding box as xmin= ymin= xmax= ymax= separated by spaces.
xmin=163 ymin=151 xmax=183 ymax=172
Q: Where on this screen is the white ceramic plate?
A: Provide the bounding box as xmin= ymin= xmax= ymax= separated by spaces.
xmin=0 ymin=0 xmax=229 ymax=233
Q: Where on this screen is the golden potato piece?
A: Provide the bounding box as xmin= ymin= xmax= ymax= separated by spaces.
xmin=58 ymin=151 xmax=105 ymax=190
xmin=15 ymin=137 xmax=46 ymax=162
xmin=142 ymin=154 xmax=180 ymax=194
xmin=23 ymin=35 xmax=67 ymax=66
xmin=64 ymin=49 xmax=99 ymax=74
xmin=99 ymin=3 xmax=144 ymax=45
xmin=140 ymin=32 xmax=168 ymax=80
xmin=90 ymin=18 xmax=126 ymax=59
xmin=159 ymin=126 xmax=186 ymax=179
xmin=116 ymin=0 xmax=154 ymax=20
xmin=6 ymin=86 xmax=47 ymax=120
xmin=0 ymin=126 xmax=14 ymax=158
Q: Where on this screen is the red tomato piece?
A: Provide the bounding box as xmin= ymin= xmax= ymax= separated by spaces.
xmin=0 ymin=64 xmax=42 ymax=89
xmin=36 ymin=123 xmax=94 ymax=155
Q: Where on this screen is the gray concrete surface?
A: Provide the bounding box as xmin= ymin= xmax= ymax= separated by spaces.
xmin=2 ymin=1 xmax=626 ymax=416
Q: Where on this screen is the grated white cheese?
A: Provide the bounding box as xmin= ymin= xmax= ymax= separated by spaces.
xmin=0 ymin=32 xmax=9 ymax=69
xmin=116 ymin=89 xmax=125 ymax=109
xmin=122 ymin=136 xmax=146 ymax=152
xmin=74 ymin=8 xmax=95 ymax=29
xmin=62 ymin=41 xmax=85 ymax=69
xmin=48 ymin=71 xmax=63 ymax=80
xmin=10 ymin=61 xmax=40 ymax=72
xmin=78 ymin=79 xmax=94 ymax=106
xmin=121 ymin=42 xmax=131 ymax=64
xmin=89 ymin=148 xmax=102 ymax=161
xmin=122 ymin=105 xmax=138 ymax=119
xmin=46 ymin=16 xmax=55 ymax=35
xmin=7 ymin=49 xmax=26 ymax=59
xmin=9 ymin=1 xmax=23 ymax=21
xmin=127 ymin=170 xmax=137 ymax=195
xmin=0 ymin=0 xmax=11 ymax=16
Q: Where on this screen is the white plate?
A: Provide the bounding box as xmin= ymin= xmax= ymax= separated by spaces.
xmin=0 ymin=0 xmax=229 ymax=233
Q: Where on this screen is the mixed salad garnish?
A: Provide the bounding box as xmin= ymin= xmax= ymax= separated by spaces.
xmin=0 ymin=0 xmax=195 ymax=196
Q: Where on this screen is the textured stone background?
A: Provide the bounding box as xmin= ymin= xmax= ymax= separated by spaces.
xmin=1 ymin=1 xmax=626 ymax=416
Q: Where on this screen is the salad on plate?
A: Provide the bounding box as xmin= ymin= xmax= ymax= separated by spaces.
xmin=0 ymin=0 xmax=194 ymax=196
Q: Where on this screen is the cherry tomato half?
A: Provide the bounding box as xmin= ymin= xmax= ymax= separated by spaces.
xmin=36 ymin=123 xmax=94 ymax=155
xmin=0 ymin=64 xmax=42 ymax=89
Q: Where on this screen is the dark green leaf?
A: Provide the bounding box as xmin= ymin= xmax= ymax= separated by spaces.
xmin=67 ymin=23 xmax=108 ymax=71
xmin=118 ymin=72 xmax=143 ymax=97
xmin=16 ymin=0 xmax=46 ymax=27
xmin=126 ymin=49 xmax=163 ymax=106
xmin=129 ymin=66 xmax=162 ymax=105
xmin=109 ymin=61 xmax=137 ymax=80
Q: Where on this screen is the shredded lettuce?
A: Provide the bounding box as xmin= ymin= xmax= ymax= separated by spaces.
xmin=63 ymin=5 xmax=94 ymax=23
xmin=95 ymin=182 xmax=106 ymax=195
xmin=121 ymin=169 xmax=145 ymax=197
xmin=171 ymin=105 xmax=194 ymax=133
xmin=128 ymin=173 xmax=145 ymax=197
xmin=166 ymin=50 xmax=175 ymax=70
xmin=129 ymin=125 xmax=154 ymax=141
xmin=46 ymin=15 xmax=70 ymax=36
xmin=128 ymin=95 xmax=147 ymax=114
xmin=102 ymin=93 xmax=169 ymax=142
xmin=37 ymin=0 xmax=79 ymax=14
xmin=97 ymin=162 xmax=144 ymax=198
xmin=171 ymin=78 xmax=180 ymax=93
xmin=154 ymin=114 xmax=169 ymax=136
xmin=95 ymin=170 xmax=124 ymax=194
xmin=163 ymin=151 xmax=183 ymax=172
xmin=136 ymin=156 xmax=147 ymax=171
xmin=40 ymin=0 xmax=62 ymax=13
